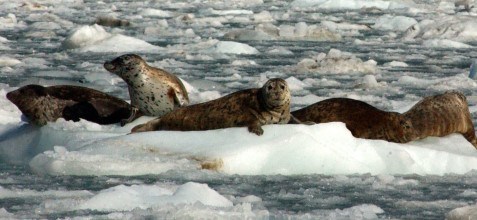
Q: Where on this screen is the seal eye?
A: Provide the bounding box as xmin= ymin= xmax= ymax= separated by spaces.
xmin=280 ymin=85 xmax=285 ymax=90
xmin=268 ymin=85 xmax=273 ymax=90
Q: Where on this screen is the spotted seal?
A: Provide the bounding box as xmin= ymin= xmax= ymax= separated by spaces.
xmin=104 ymin=54 xmax=189 ymax=125
xmin=131 ymin=78 xmax=299 ymax=135
xmin=402 ymin=91 xmax=477 ymax=148
xmin=6 ymin=84 xmax=136 ymax=126
xmin=291 ymin=98 xmax=415 ymax=143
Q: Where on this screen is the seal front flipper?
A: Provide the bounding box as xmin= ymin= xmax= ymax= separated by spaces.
xmin=247 ymin=121 xmax=264 ymax=136
xmin=121 ymin=106 xmax=142 ymax=126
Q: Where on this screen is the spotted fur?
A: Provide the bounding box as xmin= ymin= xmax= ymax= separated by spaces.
xmin=403 ymin=91 xmax=477 ymax=149
xmin=6 ymin=84 xmax=134 ymax=126
xmin=131 ymin=78 xmax=292 ymax=135
xmin=291 ymin=98 xmax=416 ymax=143
xmin=104 ymin=54 xmax=189 ymax=124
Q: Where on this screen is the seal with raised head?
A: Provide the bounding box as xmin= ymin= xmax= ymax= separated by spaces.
xmin=6 ymin=84 xmax=136 ymax=126
xmin=131 ymin=78 xmax=297 ymax=135
xmin=104 ymin=54 xmax=189 ymax=125
xmin=291 ymin=98 xmax=415 ymax=143
xmin=402 ymin=91 xmax=477 ymax=148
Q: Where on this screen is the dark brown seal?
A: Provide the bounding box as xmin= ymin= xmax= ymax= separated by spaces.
xmin=291 ymin=98 xmax=415 ymax=143
xmin=104 ymin=54 xmax=189 ymax=125
xmin=6 ymin=84 xmax=137 ymax=126
xmin=403 ymin=91 xmax=477 ymax=148
xmin=131 ymin=78 xmax=297 ymax=135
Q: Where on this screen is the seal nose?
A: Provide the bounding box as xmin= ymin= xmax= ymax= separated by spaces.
xmin=103 ymin=61 xmax=115 ymax=72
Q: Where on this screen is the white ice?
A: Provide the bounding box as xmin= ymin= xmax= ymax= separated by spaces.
xmin=62 ymin=24 xmax=161 ymax=52
xmin=295 ymin=48 xmax=377 ymax=74
xmin=78 ymin=182 xmax=232 ymax=211
xmin=2 ymin=120 xmax=472 ymax=177
xmin=290 ymin=0 xmax=411 ymax=10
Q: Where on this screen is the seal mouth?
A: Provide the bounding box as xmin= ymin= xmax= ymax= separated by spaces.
xmin=6 ymin=91 xmax=16 ymax=102
xmin=103 ymin=61 xmax=116 ymax=72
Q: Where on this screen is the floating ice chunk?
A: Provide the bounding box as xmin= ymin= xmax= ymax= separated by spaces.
xmin=290 ymin=0 xmax=410 ymax=10
xmin=0 ymin=14 xmax=25 ymax=29
xmin=0 ymin=208 xmax=13 ymax=218
xmin=295 ymin=22 xmax=308 ymax=37
xmin=384 ymin=61 xmax=408 ymax=67
xmin=0 ymin=185 xmax=93 ymax=199
xmin=447 ymin=204 xmax=477 ymax=220
xmin=62 ymin=24 xmax=111 ymax=49
xmin=253 ymin=11 xmax=274 ymax=22
xmin=396 ymin=74 xmax=477 ymax=91
xmin=140 ymin=8 xmax=174 ymax=18
xmin=0 ymin=56 xmax=21 ymax=67
xmin=423 ymin=39 xmax=473 ymax=48
xmin=266 ymin=47 xmax=293 ymax=55
xmin=292 ymin=94 xmax=322 ymax=106
xmin=355 ymin=75 xmax=382 ymax=88
xmin=28 ymin=123 xmax=477 ymax=176
xmin=373 ymin=15 xmax=417 ymax=31
xmin=286 ymin=76 xmax=310 ymax=91
xmin=206 ymin=41 xmax=259 ymax=54
xmin=296 ymin=49 xmax=377 ymax=74
xmin=78 ymin=182 xmax=232 ymax=212
xmin=418 ymin=17 xmax=477 ymax=42
xmin=80 ymin=34 xmax=161 ymax=52
xmin=224 ymin=29 xmax=274 ymax=41
xmin=62 ymin=24 xmax=161 ymax=52
xmin=321 ymin=20 xmax=371 ymax=31
xmin=231 ymin=60 xmax=257 ymax=66
xmin=278 ymin=22 xmax=341 ymax=41
xmin=203 ymin=8 xmax=254 ymax=15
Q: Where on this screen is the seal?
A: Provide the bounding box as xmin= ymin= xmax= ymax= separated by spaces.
xmin=6 ymin=84 xmax=136 ymax=126
xmin=104 ymin=54 xmax=189 ymax=125
xmin=131 ymin=78 xmax=297 ymax=135
xmin=291 ymin=98 xmax=415 ymax=143
xmin=402 ymin=91 xmax=477 ymax=148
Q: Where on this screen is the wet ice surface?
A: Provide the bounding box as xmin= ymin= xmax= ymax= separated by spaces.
xmin=2 ymin=0 xmax=477 ymax=219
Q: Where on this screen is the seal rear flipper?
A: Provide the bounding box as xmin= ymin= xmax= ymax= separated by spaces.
xmin=131 ymin=118 xmax=161 ymax=133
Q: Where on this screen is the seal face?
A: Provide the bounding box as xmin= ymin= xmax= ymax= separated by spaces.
xmin=6 ymin=84 xmax=134 ymax=126
xmin=131 ymin=78 xmax=292 ymax=135
xmin=403 ymin=91 xmax=477 ymax=148
xmin=104 ymin=54 xmax=189 ymax=124
xmin=291 ymin=98 xmax=415 ymax=143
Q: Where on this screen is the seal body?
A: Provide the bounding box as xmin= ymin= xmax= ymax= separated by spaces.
xmin=6 ymin=84 xmax=134 ymax=126
xmin=104 ymin=54 xmax=189 ymax=124
xmin=291 ymin=98 xmax=415 ymax=143
xmin=131 ymin=78 xmax=292 ymax=135
xmin=403 ymin=91 xmax=477 ymax=148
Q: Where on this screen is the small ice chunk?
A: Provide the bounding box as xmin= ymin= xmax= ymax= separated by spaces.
xmin=423 ymin=39 xmax=473 ymax=48
xmin=384 ymin=61 xmax=409 ymax=67
xmin=373 ymin=15 xmax=418 ymax=31
xmin=208 ymin=41 xmax=259 ymax=54
xmin=0 ymin=56 xmax=21 ymax=67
